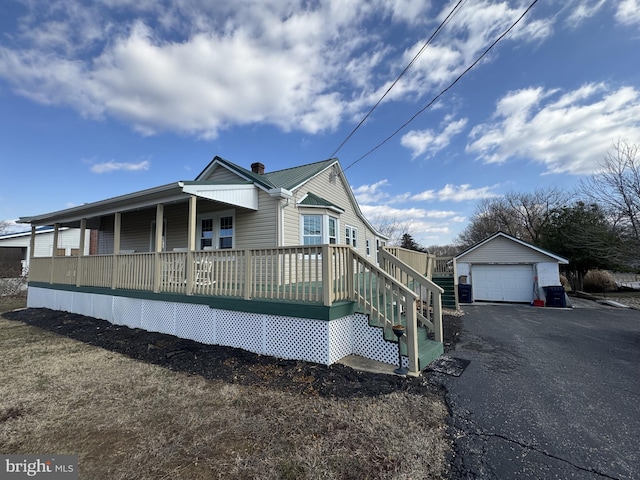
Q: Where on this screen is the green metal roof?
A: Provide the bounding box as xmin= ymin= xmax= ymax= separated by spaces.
xmin=298 ymin=192 xmax=344 ymax=211
xmin=263 ymin=158 xmax=337 ymax=191
xmin=200 ymin=156 xmax=337 ymax=192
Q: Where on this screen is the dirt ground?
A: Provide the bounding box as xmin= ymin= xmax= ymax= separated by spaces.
xmin=2 ymin=304 xmax=463 ymax=399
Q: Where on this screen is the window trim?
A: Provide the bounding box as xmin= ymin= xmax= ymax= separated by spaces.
xmin=196 ymin=210 xmax=235 ymax=250
xmin=300 ymin=213 xmax=340 ymax=245
xmin=345 ymin=225 xmax=358 ymax=248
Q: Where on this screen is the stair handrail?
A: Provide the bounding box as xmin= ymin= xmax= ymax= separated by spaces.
xmin=379 ymin=248 xmax=444 ymax=342
xmin=350 ymin=249 xmax=421 ymax=374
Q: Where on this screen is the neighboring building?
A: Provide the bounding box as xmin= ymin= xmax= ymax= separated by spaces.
xmin=0 ymin=227 xmax=91 ymax=275
xmin=18 ymin=156 xmax=444 ymax=375
xmin=455 ymin=231 xmax=568 ymax=304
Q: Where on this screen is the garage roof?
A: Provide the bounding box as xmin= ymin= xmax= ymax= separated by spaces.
xmin=455 ymin=231 xmax=569 ymax=264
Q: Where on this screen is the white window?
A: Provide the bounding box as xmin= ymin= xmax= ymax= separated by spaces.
xmin=301 ymin=214 xmax=340 ymax=245
xmin=302 ymin=215 xmax=322 ymax=245
xmin=345 ymin=225 xmax=357 ymax=248
xmin=219 ymin=216 xmax=233 ymax=249
xmin=366 ymin=238 xmax=371 ymax=256
xmin=328 ymin=216 xmax=338 ymax=244
xmin=197 ymin=211 xmax=235 ymax=250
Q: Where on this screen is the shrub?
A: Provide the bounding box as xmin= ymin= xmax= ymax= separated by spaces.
xmin=583 ymin=270 xmax=617 ymax=293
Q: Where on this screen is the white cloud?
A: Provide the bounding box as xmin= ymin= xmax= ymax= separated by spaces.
xmin=565 ymin=0 xmax=607 ymax=28
xmin=401 ymin=117 xmax=467 ymax=158
xmin=466 ymin=83 xmax=640 ymax=174
xmin=435 ymin=184 xmax=501 ymax=202
xmin=615 ymin=0 xmax=640 ymax=26
xmin=410 ymin=184 xmax=499 ymax=202
xmin=352 ymin=179 xmax=390 ymax=204
xmin=90 ymin=160 xmax=150 ymax=173
xmin=0 ymin=0 xmax=558 ymax=138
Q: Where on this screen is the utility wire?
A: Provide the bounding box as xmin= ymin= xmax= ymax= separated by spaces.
xmin=328 ymin=0 xmax=467 ymax=159
xmin=342 ymin=0 xmax=539 ymax=174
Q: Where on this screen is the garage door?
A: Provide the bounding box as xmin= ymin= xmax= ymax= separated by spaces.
xmin=472 ymin=264 xmax=534 ymax=302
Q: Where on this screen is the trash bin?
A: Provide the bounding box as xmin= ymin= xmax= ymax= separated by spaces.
xmin=543 ymin=286 xmax=566 ymax=308
xmin=458 ymin=284 xmax=473 ymax=303
xmin=458 ymin=275 xmax=468 ymax=284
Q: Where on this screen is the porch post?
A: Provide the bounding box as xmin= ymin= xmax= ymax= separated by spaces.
xmin=111 ymin=212 xmax=121 ymax=289
xmin=244 ymin=249 xmax=252 ymax=300
xmin=432 ymin=291 xmax=443 ymax=343
xmin=28 ymin=225 xmax=36 ymax=278
xmin=322 ymin=244 xmax=332 ymax=306
xmin=406 ymin=297 xmax=420 ymax=375
xmin=153 ymin=204 xmax=164 ymax=293
xmin=77 ymin=218 xmax=86 ymax=287
xmin=50 ymin=223 xmax=60 ymax=284
xmin=185 ymin=196 xmax=197 ymax=295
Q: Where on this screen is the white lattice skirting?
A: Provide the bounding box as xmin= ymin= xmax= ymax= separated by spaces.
xmin=27 ymin=286 xmax=406 ymax=367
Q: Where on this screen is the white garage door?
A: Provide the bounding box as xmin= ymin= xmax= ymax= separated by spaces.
xmin=472 ymin=264 xmax=534 ymax=303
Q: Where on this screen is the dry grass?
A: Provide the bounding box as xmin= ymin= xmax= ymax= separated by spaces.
xmin=0 ymin=314 xmax=451 ymax=479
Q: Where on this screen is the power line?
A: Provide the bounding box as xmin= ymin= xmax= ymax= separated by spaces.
xmin=328 ymin=0 xmax=467 ymax=159
xmin=342 ymin=0 xmax=540 ymax=174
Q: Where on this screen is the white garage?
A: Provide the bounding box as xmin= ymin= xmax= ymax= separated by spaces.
xmin=455 ymin=232 xmax=569 ymax=304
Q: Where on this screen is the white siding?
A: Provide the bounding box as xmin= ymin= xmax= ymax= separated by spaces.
xmin=536 ymin=262 xmax=561 ymax=287
xmin=458 ymin=236 xmax=553 ymax=263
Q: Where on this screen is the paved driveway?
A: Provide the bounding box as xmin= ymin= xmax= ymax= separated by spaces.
xmin=438 ymin=300 xmax=640 ymax=479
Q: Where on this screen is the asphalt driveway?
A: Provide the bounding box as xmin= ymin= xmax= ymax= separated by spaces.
xmin=438 ymin=299 xmax=640 ymax=479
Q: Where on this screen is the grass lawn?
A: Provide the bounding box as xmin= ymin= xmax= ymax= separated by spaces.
xmin=0 ymin=295 xmax=451 ymax=479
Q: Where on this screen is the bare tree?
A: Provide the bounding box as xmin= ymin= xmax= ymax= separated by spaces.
xmin=369 ymin=215 xmax=412 ymax=246
xmin=581 ymin=140 xmax=640 ymax=255
xmin=0 ymin=220 xmax=10 ymax=235
xmin=455 ymin=187 xmax=572 ymax=249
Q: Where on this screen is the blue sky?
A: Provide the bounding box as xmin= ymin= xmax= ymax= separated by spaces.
xmin=1 ymin=0 xmax=639 ymax=246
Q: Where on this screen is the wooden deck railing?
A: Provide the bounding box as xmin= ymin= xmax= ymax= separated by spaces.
xmin=382 ymin=247 xmax=434 ymax=278
xmin=379 ymin=248 xmax=444 ymax=342
xmin=434 ymin=256 xmax=456 ymax=276
xmin=28 ymin=245 xmax=354 ymax=306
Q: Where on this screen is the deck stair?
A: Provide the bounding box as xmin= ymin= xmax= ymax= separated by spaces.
xmin=432 ymin=275 xmax=457 ymax=309
xmin=353 ymin=249 xmax=445 ymax=373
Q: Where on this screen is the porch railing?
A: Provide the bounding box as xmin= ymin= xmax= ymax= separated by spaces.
xmin=379 ymin=248 xmax=444 ymax=342
xmin=382 ymin=247 xmax=434 ymax=278
xmin=28 ymin=246 xmax=354 ymax=306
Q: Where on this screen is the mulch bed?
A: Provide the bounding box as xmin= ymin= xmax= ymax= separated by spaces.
xmin=3 ymin=308 xmax=462 ymax=399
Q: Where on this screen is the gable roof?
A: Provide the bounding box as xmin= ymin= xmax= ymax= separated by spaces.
xmin=455 ymin=231 xmax=569 ymax=264
xmin=298 ymin=192 xmax=345 ymax=213
xmin=196 ymin=156 xmax=338 ymax=192
xmin=19 ymin=155 xmax=386 ymax=239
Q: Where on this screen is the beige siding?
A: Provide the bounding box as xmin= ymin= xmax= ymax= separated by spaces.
xmin=236 ymin=190 xmax=278 ymax=249
xmin=459 ymin=236 xmax=554 ymax=263
xmin=203 ymin=164 xmax=245 ymax=182
xmin=286 ymin=169 xmax=382 ymax=256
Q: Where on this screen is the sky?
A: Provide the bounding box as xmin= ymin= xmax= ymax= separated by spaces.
xmin=1 ymin=0 xmax=639 ymax=246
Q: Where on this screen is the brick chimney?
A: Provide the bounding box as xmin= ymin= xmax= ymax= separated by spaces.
xmin=251 ymin=162 xmax=265 ymax=175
